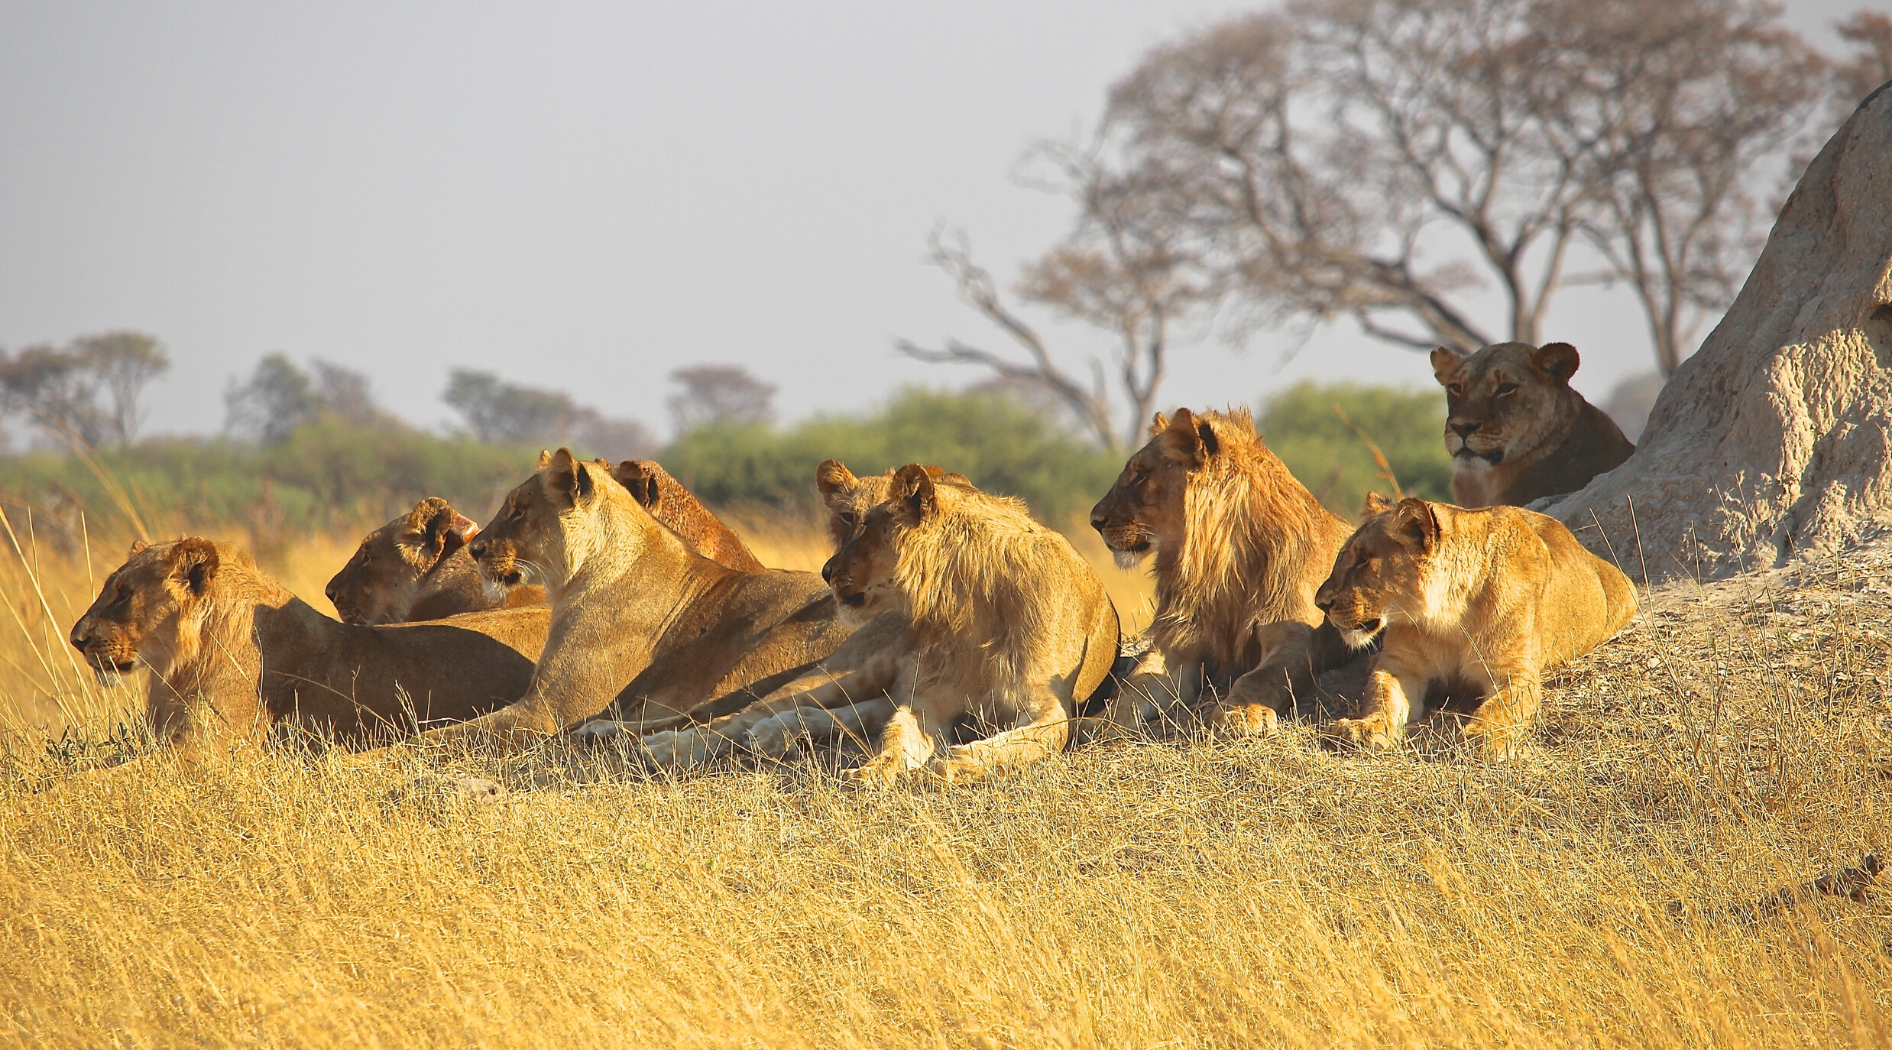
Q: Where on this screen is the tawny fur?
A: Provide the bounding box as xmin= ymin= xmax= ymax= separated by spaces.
xmin=70 ymin=538 xmax=547 ymax=761
xmin=610 ymin=459 xmax=766 ymax=574
xmin=327 ymin=497 xmax=543 ymax=625
xmin=824 ymin=464 xmax=1119 ymax=784
xmin=1432 ymin=341 xmax=1635 ymax=508
xmin=1319 ymin=495 xmax=1639 ymax=758
xmin=1090 ymin=407 xmax=1357 ymax=735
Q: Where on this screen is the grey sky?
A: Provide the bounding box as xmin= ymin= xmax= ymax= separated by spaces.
xmin=0 ymin=0 xmax=1866 ymax=443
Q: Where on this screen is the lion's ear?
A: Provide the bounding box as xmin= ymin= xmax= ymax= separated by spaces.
xmin=535 ymin=449 xmax=553 ymax=469
xmin=1430 ymin=346 xmax=1466 ymax=387
xmin=891 ymin=463 xmax=937 ymax=525
xmin=1361 ymin=491 xmax=1395 ymax=517
xmin=414 ymin=499 xmax=475 ymax=560
xmin=1533 ymin=342 xmax=1579 ymax=383
xmin=166 ymin=538 xmax=221 ymax=597
xmin=815 ymin=460 xmax=857 ymax=499
xmin=128 ymin=539 xmax=149 ymax=556
xmin=544 ymin=448 xmax=595 ymax=505
xmin=1160 ymin=407 xmax=1210 ymax=464
xmin=1148 ymin=412 xmax=1169 ymax=438
xmin=1393 ymin=498 xmax=1439 ymax=550
xmin=614 ymin=460 xmax=661 ymax=509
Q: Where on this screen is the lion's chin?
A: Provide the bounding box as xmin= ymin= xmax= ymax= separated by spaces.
xmin=1338 ymin=620 xmax=1384 ymax=650
xmin=1111 ymin=547 xmax=1150 ymax=571
xmin=89 ymin=660 xmax=134 ymax=686
xmin=479 ymin=569 xmax=523 ymax=601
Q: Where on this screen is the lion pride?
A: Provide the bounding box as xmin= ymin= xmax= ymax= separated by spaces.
xmin=1090 ymin=407 xmax=1356 ymax=735
xmin=1431 ymin=341 xmax=1635 ymax=508
xmin=69 ymin=538 xmax=546 ymax=760
xmin=1318 ymin=495 xmax=1638 ymax=758
xmin=822 ymin=463 xmax=1118 ymax=783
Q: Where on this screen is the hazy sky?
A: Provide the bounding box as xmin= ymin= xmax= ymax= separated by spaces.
xmin=0 ymin=0 xmax=1867 ymax=443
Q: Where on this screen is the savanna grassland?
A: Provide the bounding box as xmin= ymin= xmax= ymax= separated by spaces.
xmin=0 ymin=504 xmax=1888 ymax=1048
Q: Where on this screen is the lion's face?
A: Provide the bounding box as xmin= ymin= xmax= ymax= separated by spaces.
xmin=468 ymin=450 xmax=600 ymax=597
xmin=816 ymin=460 xmax=968 ymax=554
xmin=821 ymin=464 xmax=938 ymax=629
xmin=326 ymin=498 xmax=478 ymax=625
xmin=1316 ymin=498 xmax=1437 ymax=649
xmin=1432 ymin=342 xmax=1581 ymax=470
xmin=1090 ymin=410 xmax=1215 ymax=569
xmin=70 ymin=538 xmax=220 ymax=683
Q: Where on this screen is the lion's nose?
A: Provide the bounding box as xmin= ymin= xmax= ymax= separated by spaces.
xmin=324 ymin=581 xmax=338 ymax=603
xmin=468 ymin=539 xmax=487 ymax=560
xmin=1315 ymin=594 xmax=1334 ymax=612
xmin=1449 ymin=421 xmax=1480 ymax=437
xmin=69 ymin=625 xmax=87 ymax=652
xmin=821 ymin=558 xmax=835 ymax=584
xmin=1089 ymin=513 xmax=1108 ymax=533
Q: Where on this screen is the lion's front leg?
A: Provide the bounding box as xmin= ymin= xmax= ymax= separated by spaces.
xmin=1212 ymin=621 xmax=1322 ymax=738
xmin=931 ymin=694 xmax=1070 ymax=784
xmin=1106 ymin=649 xmax=1201 ymax=735
xmin=746 ymin=697 xmax=895 ymax=758
xmin=1456 ymin=666 xmax=1543 ymax=760
xmin=1324 ymin=662 xmax=1425 ymax=753
xmin=844 ymin=705 xmax=942 ymax=786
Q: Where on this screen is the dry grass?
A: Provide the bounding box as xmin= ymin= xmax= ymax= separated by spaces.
xmin=1 ymin=513 xmax=1887 ymax=1047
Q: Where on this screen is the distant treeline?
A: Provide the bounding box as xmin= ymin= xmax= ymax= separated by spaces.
xmin=0 ymin=382 xmax=1450 ymax=548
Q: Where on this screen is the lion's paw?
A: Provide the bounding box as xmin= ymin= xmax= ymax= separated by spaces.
xmin=1210 ymin=702 xmax=1280 ymax=739
xmin=1322 ymin=717 xmax=1396 ymax=752
xmin=570 ymin=719 xmax=632 ymax=747
xmin=841 ymin=757 xmax=905 ymax=788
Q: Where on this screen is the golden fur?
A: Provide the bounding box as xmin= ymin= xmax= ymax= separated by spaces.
xmin=1089 ymin=407 xmax=1356 ymax=735
xmin=69 ymin=538 xmax=548 ymax=760
xmin=419 ymin=450 xmax=863 ymax=753
xmin=821 ymin=463 xmax=1119 ymax=783
xmin=326 ymin=497 xmax=544 ymax=625
xmin=328 ymin=461 xmax=760 ymax=625
xmin=1318 ymin=495 xmax=1639 ymax=758
xmin=1432 ymin=341 xmax=1635 ymax=507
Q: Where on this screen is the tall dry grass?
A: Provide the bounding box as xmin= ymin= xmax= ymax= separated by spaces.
xmin=0 ymin=505 xmax=1885 ymax=1047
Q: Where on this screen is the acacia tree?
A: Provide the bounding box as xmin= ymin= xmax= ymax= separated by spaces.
xmin=667 ymin=364 xmax=776 ymax=433
xmin=0 ymin=330 xmax=170 ymax=448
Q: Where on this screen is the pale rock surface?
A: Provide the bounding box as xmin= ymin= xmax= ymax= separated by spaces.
xmin=1549 ymin=81 xmax=1892 ymax=580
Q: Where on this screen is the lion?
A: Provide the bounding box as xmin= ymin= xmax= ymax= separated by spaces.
xmin=623 ymin=460 xmax=969 ymax=771
xmin=1318 ymin=494 xmax=1638 ymax=758
xmin=818 ymin=463 xmax=1119 ymax=783
xmin=1431 ymin=341 xmax=1635 ymax=508
xmin=69 ymin=537 xmax=549 ymax=761
xmin=327 ymin=461 xmax=763 ymax=625
xmin=418 ymin=449 xmax=872 ymax=753
xmin=1089 ymin=407 xmax=1357 ymax=735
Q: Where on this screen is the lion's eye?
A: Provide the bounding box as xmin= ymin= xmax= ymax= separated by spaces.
xmin=1448 ymin=384 xmax=1464 ymax=397
xmin=838 ymin=512 xmax=858 ymax=530
xmin=1495 ymin=383 xmax=1519 ymax=397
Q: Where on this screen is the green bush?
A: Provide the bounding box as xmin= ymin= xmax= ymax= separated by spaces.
xmin=660 ymin=387 xmax=1122 ymax=525
xmin=1257 ymin=381 xmax=1452 ymax=519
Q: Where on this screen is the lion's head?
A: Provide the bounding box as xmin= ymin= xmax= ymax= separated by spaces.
xmin=1089 ymin=407 xmax=1240 ymax=570
xmin=468 ymin=448 xmax=615 ymax=597
xmin=1431 ymin=341 xmax=1583 ymax=471
xmin=820 ymin=463 xmax=941 ymax=629
xmin=612 ymin=459 xmax=766 ymax=573
xmin=1315 ymin=493 xmax=1437 ymax=650
xmin=70 ymin=538 xmax=223 ymax=683
xmin=815 ymin=460 xmax=969 ymax=553
xmin=326 ymin=498 xmax=479 ymax=625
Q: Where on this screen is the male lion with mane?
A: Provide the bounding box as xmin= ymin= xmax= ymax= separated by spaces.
xmin=1318 ymin=494 xmax=1638 ymax=758
xmin=823 ymin=463 xmax=1119 ymax=784
xmin=1431 ymin=341 xmax=1635 ymax=508
xmin=1090 ymin=407 xmax=1356 ymax=735
xmin=70 ymin=538 xmax=547 ymax=761
xmin=327 ymin=460 xmax=761 ymax=625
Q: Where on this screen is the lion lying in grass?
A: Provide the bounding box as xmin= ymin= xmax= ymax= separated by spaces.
xmin=1318 ymin=494 xmax=1639 ymax=758
xmin=326 ymin=459 xmax=761 ymax=625
xmin=1090 ymin=407 xmax=1357 ymax=736
xmin=822 ymin=463 xmax=1119 ymax=784
xmin=417 ymin=449 xmax=870 ymax=753
xmin=69 ymin=538 xmax=548 ymax=760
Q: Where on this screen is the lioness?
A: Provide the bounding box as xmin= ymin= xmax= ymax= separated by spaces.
xmin=1090 ymin=407 xmax=1356 ymax=735
xmin=327 ymin=460 xmax=762 ymax=625
xmin=69 ymin=538 xmax=548 ymax=760
xmin=1432 ymin=341 xmax=1635 ymax=508
xmin=823 ymin=463 xmax=1119 ymax=783
xmin=1318 ymin=495 xmax=1638 ymax=758
xmin=419 ymin=449 xmax=863 ymax=752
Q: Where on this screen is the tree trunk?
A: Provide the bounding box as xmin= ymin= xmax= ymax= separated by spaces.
xmin=1548 ymin=83 xmax=1892 ymax=580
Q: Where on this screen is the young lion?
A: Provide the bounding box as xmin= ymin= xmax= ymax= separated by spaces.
xmin=420 ymin=449 xmax=861 ymax=753
xmin=1089 ymin=407 xmax=1357 ymax=735
xmin=1432 ymin=341 xmax=1635 ymax=508
xmin=70 ymin=538 xmax=548 ymax=760
xmin=1318 ymin=495 xmax=1639 ymax=758
xmin=823 ymin=463 xmax=1119 ymax=783
xmin=327 ymin=460 xmax=761 ymax=625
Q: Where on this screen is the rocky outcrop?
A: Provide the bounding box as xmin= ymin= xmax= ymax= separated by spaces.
xmin=1550 ymin=81 xmax=1892 ymax=580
